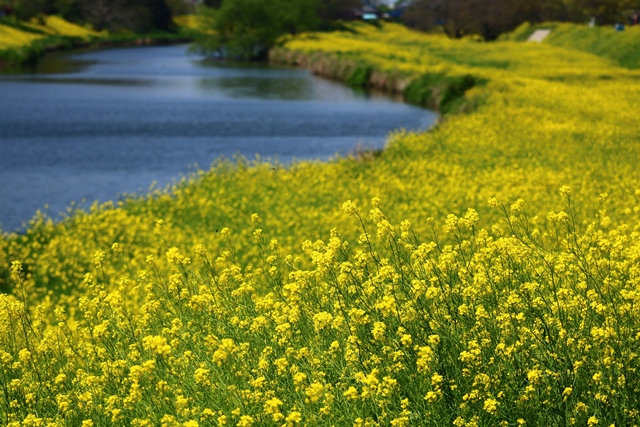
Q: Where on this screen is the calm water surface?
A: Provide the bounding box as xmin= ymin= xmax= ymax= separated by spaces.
xmin=0 ymin=44 xmax=436 ymax=232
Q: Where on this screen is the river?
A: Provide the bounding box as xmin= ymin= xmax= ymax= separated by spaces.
xmin=0 ymin=44 xmax=437 ymax=232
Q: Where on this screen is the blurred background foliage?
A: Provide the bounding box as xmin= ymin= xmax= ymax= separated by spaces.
xmin=0 ymin=0 xmax=174 ymax=32
xmin=1 ymin=0 xmax=638 ymax=55
xmin=402 ymin=0 xmax=638 ymax=40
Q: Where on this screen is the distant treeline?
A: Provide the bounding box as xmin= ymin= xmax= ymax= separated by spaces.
xmin=0 ymin=0 xmax=363 ymax=34
xmin=0 ymin=0 xmax=183 ymax=33
xmin=402 ymin=0 xmax=639 ymax=40
xmin=199 ymin=0 xmax=640 ymax=59
xmin=2 ymin=0 xmax=636 ymax=53
xmin=201 ymin=0 xmax=362 ymax=23
xmin=0 ymin=0 xmax=362 ymax=50
xmin=195 ymin=0 xmax=362 ymax=60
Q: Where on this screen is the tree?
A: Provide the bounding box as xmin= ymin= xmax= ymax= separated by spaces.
xmin=403 ymin=0 xmax=638 ymax=39
xmin=140 ymin=0 xmax=174 ymax=31
xmin=403 ymin=0 xmax=479 ymax=38
xmin=4 ymin=0 xmax=47 ymax=20
xmin=77 ymin=0 xmax=139 ymax=31
xmin=318 ymin=0 xmax=363 ymax=22
xmin=51 ymin=0 xmax=83 ymax=22
xmin=77 ymin=0 xmax=173 ymax=32
xmin=166 ymin=0 xmax=194 ymax=15
xmin=474 ymin=0 xmax=540 ymax=40
xmin=199 ymin=0 xmax=319 ymax=60
xmin=573 ymin=0 xmax=636 ymax=23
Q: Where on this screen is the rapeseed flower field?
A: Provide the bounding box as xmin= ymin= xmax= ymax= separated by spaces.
xmin=0 ymin=24 xmax=42 ymax=50
xmin=2 ymin=22 xmax=640 ymax=426
xmin=0 ymin=16 xmax=99 ymax=50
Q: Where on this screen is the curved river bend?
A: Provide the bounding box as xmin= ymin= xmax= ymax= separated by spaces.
xmin=0 ymin=44 xmax=437 ymax=232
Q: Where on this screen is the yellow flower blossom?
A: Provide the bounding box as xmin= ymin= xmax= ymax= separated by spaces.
xmin=483 ymin=398 xmax=499 ymax=415
xmin=236 ymin=415 xmax=254 ymax=427
xmin=305 ymin=382 xmax=325 ymax=403
xmin=371 ymin=321 xmax=386 ymax=341
xmin=285 ymin=411 xmax=302 ymax=425
xmin=142 ymin=335 xmax=172 ymax=356
xmin=264 ymin=397 xmax=284 ymax=421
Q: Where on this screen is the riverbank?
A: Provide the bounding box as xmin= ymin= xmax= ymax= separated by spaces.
xmin=0 ymin=15 xmax=195 ymax=70
xmin=270 ymin=46 xmax=482 ymax=114
xmin=2 ymin=22 xmax=640 ymax=426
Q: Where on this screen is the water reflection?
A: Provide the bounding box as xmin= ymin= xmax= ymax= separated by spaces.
xmin=3 ymin=76 xmax=157 ymax=86
xmin=197 ymin=75 xmax=314 ymax=100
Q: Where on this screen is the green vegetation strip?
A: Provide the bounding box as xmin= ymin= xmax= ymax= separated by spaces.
xmin=0 ymin=17 xmax=195 ymax=70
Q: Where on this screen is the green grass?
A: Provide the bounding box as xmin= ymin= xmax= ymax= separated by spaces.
xmin=503 ymin=21 xmax=640 ymax=69
xmin=403 ymin=73 xmax=483 ymax=114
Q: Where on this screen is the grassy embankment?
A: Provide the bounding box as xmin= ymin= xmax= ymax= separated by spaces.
xmin=2 ymin=22 xmax=640 ymax=426
xmin=502 ymin=21 xmax=640 ymax=69
xmin=0 ymin=15 xmax=198 ymax=70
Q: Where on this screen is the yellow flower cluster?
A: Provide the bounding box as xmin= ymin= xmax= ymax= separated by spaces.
xmin=2 ymin=20 xmax=640 ymax=427
xmin=26 ymin=16 xmax=103 ymax=37
xmin=0 ymin=16 xmax=100 ymax=50
xmin=0 ymin=25 xmax=43 ymax=49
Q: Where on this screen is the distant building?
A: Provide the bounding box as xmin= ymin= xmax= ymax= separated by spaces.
xmin=362 ymin=5 xmax=379 ymax=20
xmin=359 ymin=0 xmax=406 ymax=21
